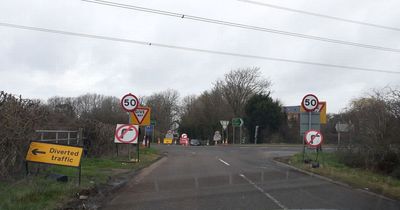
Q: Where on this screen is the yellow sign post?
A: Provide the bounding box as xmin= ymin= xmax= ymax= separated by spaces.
xmin=26 ymin=142 xmax=83 ymax=185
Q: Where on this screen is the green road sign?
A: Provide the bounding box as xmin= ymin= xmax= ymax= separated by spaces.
xmin=150 ymin=120 xmax=156 ymax=126
xmin=232 ymin=118 xmax=244 ymax=127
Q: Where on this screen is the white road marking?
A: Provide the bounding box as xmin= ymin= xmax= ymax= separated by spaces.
xmin=218 ymin=158 xmax=230 ymax=166
xmin=239 ymin=173 xmax=288 ymax=210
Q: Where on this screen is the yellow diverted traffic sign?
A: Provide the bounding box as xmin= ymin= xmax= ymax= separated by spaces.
xmin=26 ymin=142 xmax=83 ymax=167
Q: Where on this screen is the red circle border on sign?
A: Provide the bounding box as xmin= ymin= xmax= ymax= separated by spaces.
xmin=301 ymin=94 xmax=319 ymax=112
xmin=120 ymin=93 xmax=139 ymax=112
xmin=304 ymin=129 xmax=323 ymax=147
xmin=115 ymin=124 xmax=138 ymax=143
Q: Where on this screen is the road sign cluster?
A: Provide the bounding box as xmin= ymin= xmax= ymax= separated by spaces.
xmin=116 ymin=93 xmax=153 ymax=145
xmin=301 ymin=93 xmax=324 ymax=147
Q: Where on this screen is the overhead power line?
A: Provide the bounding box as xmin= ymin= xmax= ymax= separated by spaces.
xmin=238 ymin=0 xmax=400 ymax=32
xmin=82 ymin=0 xmax=400 ymax=53
xmin=0 ymin=22 xmax=399 ymax=74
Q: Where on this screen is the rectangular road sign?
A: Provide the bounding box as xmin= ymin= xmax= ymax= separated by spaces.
xmin=232 ymin=118 xmax=244 ymax=127
xmin=163 ymin=138 xmax=173 ymax=144
xmin=300 ymin=112 xmax=321 ymax=135
xmin=130 ymin=107 xmax=151 ymax=125
xmin=319 ymin=102 xmax=327 ymax=124
xmin=26 ymin=142 xmax=83 ymax=167
xmin=300 ymin=101 xmax=327 ymax=124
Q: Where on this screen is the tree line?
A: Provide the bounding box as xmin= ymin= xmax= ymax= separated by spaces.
xmin=1 ymin=67 xmax=399 ymax=179
xmin=327 ymin=88 xmax=400 ymax=178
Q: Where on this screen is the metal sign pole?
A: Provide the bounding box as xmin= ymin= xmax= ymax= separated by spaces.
xmin=137 ymin=140 xmax=139 ymax=161
xmin=254 ymin=125 xmax=259 ymax=144
xmin=116 ymin=144 xmax=119 ymax=157
xmin=239 ymin=125 xmax=242 ymax=144
xmin=233 ymin=126 xmax=235 ymax=144
xmin=25 ymin=161 xmax=29 ymax=176
xmin=226 ymin=127 xmax=229 ymax=144
xmin=137 ymin=127 xmax=140 ymax=162
xmin=221 ymin=127 xmax=224 ymax=144
xmin=305 ymin=111 xmax=312 ymax=161
xmin=152 ymin=126 xmax=155 ymax=143
xmin=128 ymin=113 xmax=131 ymax=161
xmin=78 ymin=165 xmax=81 ymax=186
xmin=128 ymin=145 xmax=131 ymax=160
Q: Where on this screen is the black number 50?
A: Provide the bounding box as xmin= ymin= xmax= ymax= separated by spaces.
xmin=305 ymin=98 xmax=317 ymax=106
xmin=124 ymin=98 xmax=136 ymax=107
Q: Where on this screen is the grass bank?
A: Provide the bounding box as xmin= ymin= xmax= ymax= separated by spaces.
xmin=0 ymin=147 xmax=160 ymax=210
xmin=276 ymin=152 xmax=400 ymax=200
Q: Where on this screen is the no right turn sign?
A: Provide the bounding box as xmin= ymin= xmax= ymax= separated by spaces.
xmin=114 ymin=124 xmax=139 ymax=144
xmin=304 ymin=129 xmax=323 ymax=147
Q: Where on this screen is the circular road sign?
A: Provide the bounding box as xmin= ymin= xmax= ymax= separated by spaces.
xmin=121 ymin=93 xmax=139 ymax=112
xmin=301 ymin=94 xmax=319 ymax=112
xmin=304 ymin=130 xmax=323 ymax=147
xmin=213 ymin=131 xmax=222 ymax=141
xmin=115 ymin=124 xmax=139 ymax=144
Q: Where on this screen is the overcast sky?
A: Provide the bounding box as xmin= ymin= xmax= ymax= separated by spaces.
xmin=1 ymin=0 xmax=400 ymax=113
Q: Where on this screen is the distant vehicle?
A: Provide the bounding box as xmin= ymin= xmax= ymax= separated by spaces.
xmin=190 ymin=139 xmax=201 ymax=146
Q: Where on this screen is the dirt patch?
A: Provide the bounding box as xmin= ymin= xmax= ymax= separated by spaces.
xmin=60 ymin=155 xmax=164 ymax=210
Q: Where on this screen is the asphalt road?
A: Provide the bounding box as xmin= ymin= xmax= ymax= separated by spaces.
xmin=102 ymin=145 xmax=400 ymax=210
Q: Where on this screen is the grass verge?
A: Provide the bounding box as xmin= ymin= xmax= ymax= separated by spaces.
xmin=0 ymin=147 xmax=160 ymax=210
xmin=276 ymin=152 xmax=400 ymax=200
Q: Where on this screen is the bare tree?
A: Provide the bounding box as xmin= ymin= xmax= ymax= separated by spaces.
xmin=144 ymin=89 xmax=180 ymax=133
xmin=216 ymin=67 xmax=271 ymax=116
xmin=179 ymin=87 xmax=234 ymax=140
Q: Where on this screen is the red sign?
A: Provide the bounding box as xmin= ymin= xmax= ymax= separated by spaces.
xmin=180 ymin=133 xmax=189 ymax=146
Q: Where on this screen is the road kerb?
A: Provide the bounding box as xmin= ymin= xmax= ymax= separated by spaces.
xmin=273 ymin=159 xmax=396 ymax=202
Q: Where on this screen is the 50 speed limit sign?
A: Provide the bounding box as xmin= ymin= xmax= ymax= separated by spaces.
xmin=121 ymin=93 xmax=139 ymax=112
xmin=301 ymin=94 xmax=319 ymax=112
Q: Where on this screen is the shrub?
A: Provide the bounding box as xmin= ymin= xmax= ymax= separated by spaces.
xmin=337 ymin=149 xmax=366 ymax=168
xmin=0 ymin=91 xmax=48 ymax=179
xmin=375 ymin=150 xmax=400 ymax=174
